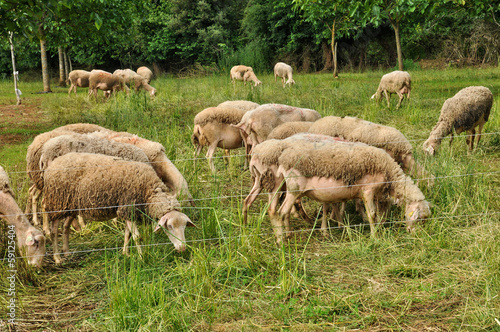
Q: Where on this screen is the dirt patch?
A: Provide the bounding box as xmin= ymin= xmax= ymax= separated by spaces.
xmin=0 ymin=99 xmax=52 ymax=145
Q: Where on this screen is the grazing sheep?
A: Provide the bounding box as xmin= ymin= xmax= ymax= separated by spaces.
xmin=233 ymin=104 xmax=322 ymax=159
xmin=192 ymin=106 xmax=248 ymax=173
xmin=230 ymin=65 xmax=253 ymax=84
xmin=272 ymin=141 xmax=431 ymax=243
xmin=274 ymin=62 xmax=295 ymax=87
xmin=423 ymin=86 xmax=493 ymax=155
xmin=371 ymin=70 xmax=411 ymax=109
xmin=114 ymin=68 xmax=156 ymax=97
xmin=137 ymin=66 xmax=153 ymax=83
xmin=26 ymin=124 xmax=109 ymax=233
xmin=43 ymin=153 xmax=195 ymax=264
xmin=308 ymin=116 xmax=432 ymax=184
xmin=243 ymin=70 xmax=263 ymax=87
xmin=243 ymin=133 xmax=345 ymax=228
xmin=217 ymin=100 xmax=260 ymax=111
xmin=0 ymin=165 xmax=45 ymax=267
xmin=89 ymin=69 xmax=129 ymax=101
xmin=267 ymin=121 xmax=314 ymax=140
xmin=67 ymin=70 xmax=90 ymax=96
xmin=90 ymin=131 xmax=195 ymax=206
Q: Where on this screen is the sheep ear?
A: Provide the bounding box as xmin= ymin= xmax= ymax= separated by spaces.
xmin=409 ymin=210 xmax=419 ymax=221
xmin=25 ymin=232 xmax=35 ymax=246
xmin=154 ymin=215 xmax=168 ymax=233
xmin=370 ymin=94 xmax=376 ymax=99
xmin=187 ymin=219 xmax=197 ymax=228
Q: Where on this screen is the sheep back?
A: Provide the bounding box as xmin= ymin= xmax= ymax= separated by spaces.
xmin=217 ymin=100 xmax=260 ymax=111
xmin=267 ymin=121 xmax=314 ymax=140
xmin=194 ymin=107 xmax=248 ymax=127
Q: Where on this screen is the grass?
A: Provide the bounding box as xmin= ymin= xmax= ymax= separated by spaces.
xmin=0 ymin=67 xmax=499 ymax=331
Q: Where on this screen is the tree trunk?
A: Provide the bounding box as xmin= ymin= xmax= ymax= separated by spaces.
xmin=8 ymin=32 xmax=21 ymax=105
xmin=331 ymin=21 xmax=338 ymax=78
xmin=392 ymin=20 xmax=404 ymax=71
xmin=58 ymin=47 xmax=65 ymax=86
xmin=322 ymin=41 xmax=333 ymax=71
xmin=63 ymin=49 xmax=69 ymax=80
xmin=39 ymin=25 xmax=51 ymax=93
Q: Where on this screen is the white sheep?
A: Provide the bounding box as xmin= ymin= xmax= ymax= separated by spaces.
xmin=114 ymin=68 xmax=156 ymax=97
xmin=371 ymin=70 xmax=411 ymax=109
xmin=308 ymin=116 xmax=432 ymax=185
xmin=136 ymin=66 xmax=153 ymax=83
xmin=0 ymin=165 xmax=45 ymax=267
xmin=192 ymin=106 xmax=249 ymax=173
xmin=243 ymin=70 xmax=262 ymax=87
xmin=232 ymin=103 xmax=322 ymax=160
xmin=230 ymin=65 xmax=262 ymax=87
xmin=89 ymin=130 xmax=195 ymax=207
xmin=272 ymin=140 xmax=431 ymax=243
xmin=423 ymin=86 xmax=493 ymax=155
xmin=89 ymin=69 xmax=129 ymax=101
xmin=26 ymin=123 xmax=110 ymax=234
xmin=67 ymin=70 xmax=90 ymax=96
xmin=274 ymin=62 xmax=295 ymax=87
xmin=43 ymin=153 xmax=195 ymax=264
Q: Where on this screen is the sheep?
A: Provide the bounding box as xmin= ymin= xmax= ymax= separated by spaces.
xmin=307 ymin=116 xmax=432 ymax=184
xmin=43 ymin=153 xmax=195 ymax=264
xmin=88 ymin=69 xmax=129 ymax=101
xmin=217 ymin=100 xmax=260 ymax=112
xmin=267 ymin=121 xmax=314 ymax=140
xmin=89 ymin=131 xmax=195 ymax=207
xmin=371 ymin=70 xmax=411 ymax=109
xmin=137 ymin=66 xmax=153 ymax=83
xmin=243 ymin=133 xmax=347 ymax=229
xmin=423 ymin=86 xmax=493 ymax=155
xmin=272 ymin=140 xmax=432 ymax=243
xmin=114 ymin=68 xmax=156 ymax=97
xmin=0 ymin=165 xmax=45 ymax=267
xmin=243 ymin=70 xmax=263 ymax=87
xmin=274 ymin=62 xmax=295 ymax=87
xmin=192 ymin=106 xmax=248 ymax=173
xmin=230 ymin=65 xmax=262 ymax=87
xmin=67 ymin=70 xmax=90 ymax=96
xmin=232 ymin=103 xmax=322 ymax=160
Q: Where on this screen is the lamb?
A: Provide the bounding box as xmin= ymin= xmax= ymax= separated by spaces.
xmin=26 ymin=123 xmax=110 ymax=233
xmin=230 ymin=65 xmax=262 ymax=87
xmin=114 ymin=68 xmax=156 ymax=97
xmin=136 ymin=66 xmax=153 ymax=83
xmin=423 ymin=86 xmax=493 ymax=155
xmin=43 ymin=153 xmax=195 ymax=264
xmin=274 ymin=62 xmax=295 ymax=87
xmin=0 ymin=165 xmax=45 ymax=267
xmin=307 ymin=116 xmax=432 ymax=183
xmin=267 ymin=121 xmax=314 ymax=140
xmin=371 ymin=70 xmax=411 ymax=109
xmin=272 ymin=141 xmax=432 ymax=243
xmin=217 ymin=100 xmax=260 ymax=111
xmin=67 ymin=70 xmax=90 ymax=96
xmin=233 ymin=103 xmax=322 ymax=159
xmin=192 ymin=106 xmax=248 ymax=173
xmin=89 ymin=69 xmax=129 ymax=101
xmin=89 ymin=131 xmax=195 ymax=207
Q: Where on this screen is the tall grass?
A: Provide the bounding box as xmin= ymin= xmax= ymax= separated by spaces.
xmin=0 ymin=67 xmax=499 ymax=331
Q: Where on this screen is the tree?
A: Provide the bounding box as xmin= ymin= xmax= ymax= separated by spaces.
xmin=292 ymin=0 xmax=362 ymax=77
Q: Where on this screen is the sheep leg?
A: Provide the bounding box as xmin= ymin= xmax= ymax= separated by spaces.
xmin=77 ymin=215 xmax=86 ymax=229
xmin=294 ymin=198 xmax=312 ymax=224
xmin=123 ymin=221 xmax=132 ymax=257
xmin=31 ymin=186 xmax=41 ymax=226
xmin=355 ymin=199 xmax=368 ymax=222
xmin=52 ymin=218 xmax=62 ymax=264
xmin=330 ymin=202 xmax=346 ymax=227
xmin=361 ymin=191 xmax=378 ymax=236
xmin=267 ymin=181 xmax=284 ymax=221
xmin=242 ymin=176 xmax=262 ymax=224
xmin=62 ymin=216 xmax=74 ymax=256
xmin=321 ymin=203 xmax=329 ymax=237
xmin=194 ymin=144 xmax=203 ymax=169
xmin=449 ymin=132 xmax=455 ymax=147
xmin=41 ymin=196 xmax=51 ymax=236
xmin=206 ymin=140 xmax=220 ymax=174
xmin=130 ymin=221 xmax=143 ymax=258
xmin=396 ymin=92 xmax=404 ymax=109
xmin=223 ymin=149 xmax=230 ymax=166
xmin=272 ymin=190 xmax=297 ymax=244
xmin=384 ymin=90 xmax=391 ymax=108
xmin=467 ymin=128 xmax=476 ymax=151
xmin=476 ymin=118 xmax=486 ymax=148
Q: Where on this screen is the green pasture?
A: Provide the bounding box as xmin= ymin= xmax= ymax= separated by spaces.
xmin=0 ymin=67 xmax=499 ymax=331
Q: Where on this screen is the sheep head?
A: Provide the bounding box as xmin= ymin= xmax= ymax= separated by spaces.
xmin=422 ymin=137 xmax=440 ymax=155
xmin=154 ymin=210 xmax=195 ymax=252
xmin=405 ymin=200 xmax=431 ymax=232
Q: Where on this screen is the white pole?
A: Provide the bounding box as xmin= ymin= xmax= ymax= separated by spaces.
xmin=8 ymin=32 xmax=21 ymax=105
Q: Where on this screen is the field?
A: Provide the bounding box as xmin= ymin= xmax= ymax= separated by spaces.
xmin=0 ymin=67 xmax=499 ymax=331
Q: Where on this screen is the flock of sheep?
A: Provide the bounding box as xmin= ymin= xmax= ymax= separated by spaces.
xmin=67 ymin=66 xmax=156 ymax=101
xmin=0 ymin=68 xmax=494 ymax=268
xmin=230 ymin=62 xmax=296 ymax=87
